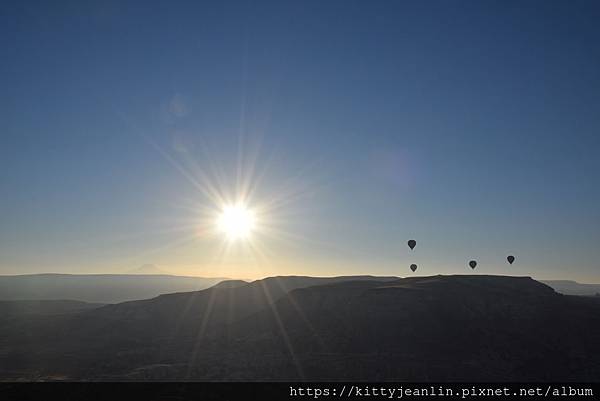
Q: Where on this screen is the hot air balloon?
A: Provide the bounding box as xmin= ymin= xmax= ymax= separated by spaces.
xmin=410 ymin=264 xmax=417 ymax=272
xmin=407 ymin=239 xmax=416 ymax=250
xmin=507 ymin=255 xmax=515 ymax=265
xmin=469 ymin=260 xmax=477 ymax=269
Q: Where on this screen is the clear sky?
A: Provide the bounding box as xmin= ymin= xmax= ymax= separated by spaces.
xmin=1 ymin=1 xmax=600 ymax=281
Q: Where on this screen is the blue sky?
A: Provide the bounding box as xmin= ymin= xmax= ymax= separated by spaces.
xmin=1 ymin=1 xmax=599 ymax=281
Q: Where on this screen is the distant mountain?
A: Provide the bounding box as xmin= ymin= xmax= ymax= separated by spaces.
xmin=0 ymin=275 xmax=599 ymax=381
xmin=0 ymin=274 xmax=228 ymax=303
xmin=126 ymin=264 xmax=169 ymax=275
xmin=542 ymin=280 xmax=600 ymax=296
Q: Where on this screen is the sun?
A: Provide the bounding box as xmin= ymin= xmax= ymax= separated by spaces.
xmin=216 ymin=203 xmax=256 ymax=241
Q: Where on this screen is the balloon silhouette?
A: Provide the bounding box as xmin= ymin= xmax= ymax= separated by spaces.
xmin=410 ymin=264 xmax=417 ymax=272
xmin=407 ymin=240 xmax=416 ymax=250
xmin=469 ymin=260 xmax=477 ymax=269
xmin=507 ymin=255 xmax=515 ymax=265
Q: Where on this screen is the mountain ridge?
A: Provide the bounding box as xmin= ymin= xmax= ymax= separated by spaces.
xmin=1 ymin=274 xmax=599 ymax=381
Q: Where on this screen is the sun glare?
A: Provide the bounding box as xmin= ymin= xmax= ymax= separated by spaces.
xmin=217 ymin=203 xmax=256 ymax=241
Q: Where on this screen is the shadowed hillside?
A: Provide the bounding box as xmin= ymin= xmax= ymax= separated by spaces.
xmin=0 ymin=275 xmax=599 ymax=381
xmin=0 ymin=300 xmax=103 ymax=317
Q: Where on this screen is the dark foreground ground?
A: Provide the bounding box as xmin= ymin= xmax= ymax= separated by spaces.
xmin=1 ymin=275 xmax=599 ymax=381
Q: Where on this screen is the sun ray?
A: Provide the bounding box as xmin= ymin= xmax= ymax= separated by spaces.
xmin=186 ymin=285 xmax=219 ymax=378
xmin=258 ymin=279 xmax=306 ymax=379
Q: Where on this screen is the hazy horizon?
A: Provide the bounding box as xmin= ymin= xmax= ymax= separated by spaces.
xmin=1 ymin=265 xmax=598 ymax=285
xmin=2 ymin=1 xmax=600 ymax=283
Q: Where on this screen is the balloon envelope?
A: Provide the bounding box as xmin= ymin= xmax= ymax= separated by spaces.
xmin=507 ymin=255 xmax=515 ymax=264
xmin=469 ymin=260 xmax=477 ymax=269
xmin=410 ymin=264 xmax=417 ymax=272
xmin=407 ymin=240 xmax=416 ymax=250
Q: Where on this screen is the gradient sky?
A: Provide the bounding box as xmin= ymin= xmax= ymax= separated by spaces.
xmin=1 ymin=1 xmax=600 ymax=281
